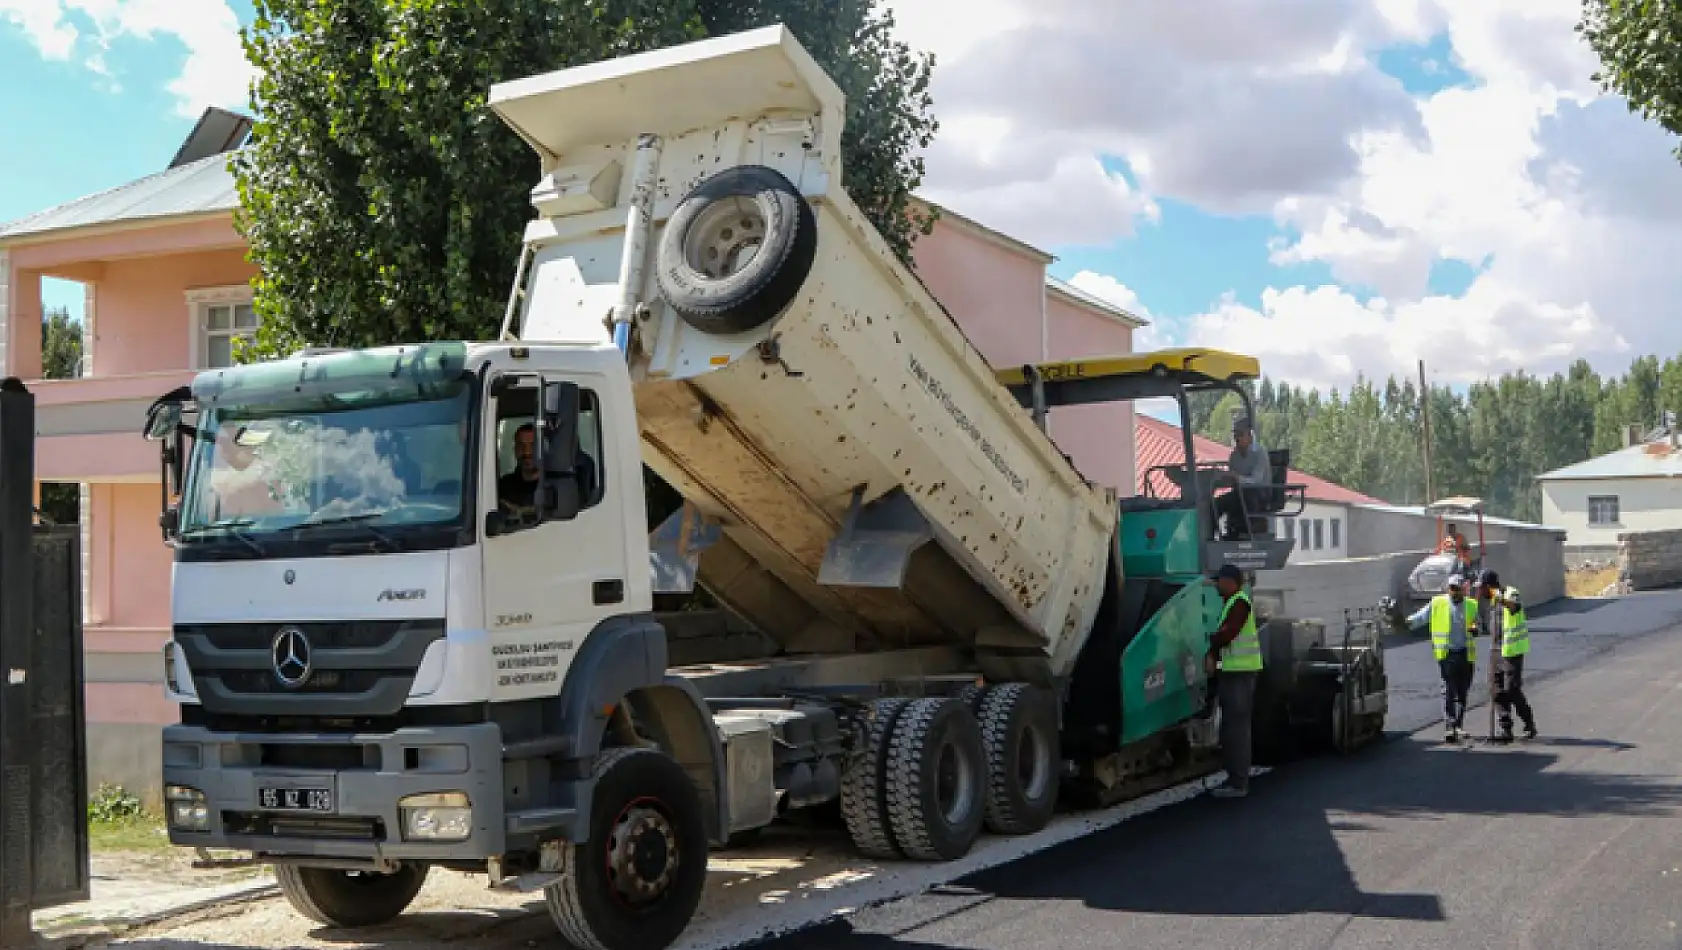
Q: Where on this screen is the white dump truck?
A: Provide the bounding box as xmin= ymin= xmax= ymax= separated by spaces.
xmin=141 ymin=26 xmax=1386 ymax=950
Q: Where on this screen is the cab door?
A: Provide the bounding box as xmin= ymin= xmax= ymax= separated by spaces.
xmin=478 ymin=370 xmax=628 ymax=701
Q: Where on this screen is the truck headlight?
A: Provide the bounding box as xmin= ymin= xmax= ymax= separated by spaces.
xmin=165 ymin=785 xmax=211 ymax=832
xmin=398 ymin=792 xmax=472 ymax=842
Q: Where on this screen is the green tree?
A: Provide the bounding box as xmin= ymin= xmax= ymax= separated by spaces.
xmin=234 ymin=0 xmax=936 ymax=356
xmin=39 ymin=306 xmax=82 ymax=525
xmin=1579 ymin=0 xmax=1682 ymax=161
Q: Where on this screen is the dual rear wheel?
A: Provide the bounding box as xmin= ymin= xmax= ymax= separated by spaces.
xmin=839 ymin=683 xmax=1061 ymax=862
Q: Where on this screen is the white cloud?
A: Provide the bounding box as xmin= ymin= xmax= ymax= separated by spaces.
xmin=0 ymin=0 xmax=78 ymax=58
xmin=891 ymin=0 xmax=1682 ymax=391
xmin=1068 ymin=271 xmax=1149 ymax=318
xmin=891 ymin=0 xmax=1427 ymax=243
xmin=0 ymin=0 xmax=251 ymax=117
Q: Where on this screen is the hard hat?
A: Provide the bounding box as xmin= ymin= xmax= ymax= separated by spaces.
xmin=1447 ymin=574 xmax=1464 ymax=588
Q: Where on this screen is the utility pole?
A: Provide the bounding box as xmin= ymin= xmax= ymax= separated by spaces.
xmin=1418 ymin=359 xmax=1435 ymax=505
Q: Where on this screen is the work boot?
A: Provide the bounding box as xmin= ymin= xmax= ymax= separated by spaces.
xmin=1445 ymin=724 xmax=1460 ymax=743
xmin=1494 ymin=729 xmax=1514 ymax=745
xmin=1523 ymin=724 xmax=1538 ymax=741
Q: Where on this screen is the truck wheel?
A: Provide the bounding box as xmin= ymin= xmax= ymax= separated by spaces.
xmin=976 ymin=683 xmax=1060 ymax=835
xmin=840 ymin=697 xmax=910 ymax=859
xmin=275 ymin=862 xmax=428 ymax=929
xmin=544 ymin=747 xmax=709 ymax=950
xmin=655 ymin=164 xmax=818 ymax=336
xmin=884 ymin=697 xmax=988 ymax=861
xmin=955 ymin=682 xmax=990 ymax=711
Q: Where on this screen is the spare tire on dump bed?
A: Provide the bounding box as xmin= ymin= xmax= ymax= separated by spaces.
xmin=655 ymin=164 xmax=818 ymax=336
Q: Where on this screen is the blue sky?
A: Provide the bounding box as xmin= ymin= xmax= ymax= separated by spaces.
xmin=3 ymin=1 xmax=1675 ymax=402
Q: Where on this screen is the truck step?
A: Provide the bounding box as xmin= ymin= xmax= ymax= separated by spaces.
xmin=505 ymin=807 xmax=578 ymax=836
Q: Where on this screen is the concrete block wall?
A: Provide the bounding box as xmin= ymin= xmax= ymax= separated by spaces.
xmin=1256 ymin=551 xmax=1421 ymax=628
xmin=1617 ymin=529 xmax=1682 ymax=590
xmin=1490 ymin=535 xmax=1566 ymax=604
xmin=1565 ymin=544 xmax=1619 ymax=569
xmin=1255 ymin=534 xmax=1564 ymax=629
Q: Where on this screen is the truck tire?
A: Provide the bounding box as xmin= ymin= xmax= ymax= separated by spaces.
xmin=275 ymin=862 xmax=428 ymax=929
xmin=840 ymin=697 xmax=910 ymax=859
xmin=655 ymin=164 xmax=818 ymax=336
xmin=883 ymin=697 xmax=988 ymax=861
xmin=544 ymin=747 xmax=709 ymax=950
xmin=976 ymin=683 xmax=1060 ymax=835
xmin=955 ymin=682 xmax=990 ymax=711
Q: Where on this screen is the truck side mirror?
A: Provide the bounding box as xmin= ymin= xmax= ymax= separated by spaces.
xmin=143 ymin=389 xmax=193 ymax=543
xmin=540 ymin=381 xmax=582 ymax=522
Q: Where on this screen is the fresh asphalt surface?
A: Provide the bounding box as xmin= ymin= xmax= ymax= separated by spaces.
xmin=759 ymin=590 xmax=1682 ymax=950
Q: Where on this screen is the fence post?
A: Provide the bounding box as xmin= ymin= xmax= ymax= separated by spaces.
xmin=0 ymin=378 xmax=90 ymax=947
xmin=0 ymin=378 xmax=37 ymax=946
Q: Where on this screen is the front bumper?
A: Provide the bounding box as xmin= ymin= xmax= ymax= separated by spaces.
xmin=161 ymin=722 xmax=507 ymax=862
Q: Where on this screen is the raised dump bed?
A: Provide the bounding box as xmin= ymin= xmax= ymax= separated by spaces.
xmin=489 ymin=27 xmax=1118 ymax=683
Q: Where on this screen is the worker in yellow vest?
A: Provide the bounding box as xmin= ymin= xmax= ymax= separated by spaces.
xmin=1481 ymin=569 xmax=1537 ymax=743
xmin=1206 ymin=563 xmax=1264 ymax=798
xmin=1409 ymin=574 xmax=1480 ymax=742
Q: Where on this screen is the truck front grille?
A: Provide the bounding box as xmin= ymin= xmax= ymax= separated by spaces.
xmin=174 ymin=619 xmax=446 ymax=718
xmin=223 ymin=811 xmax=384 ymax=841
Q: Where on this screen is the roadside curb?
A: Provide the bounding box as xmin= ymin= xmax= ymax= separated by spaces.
xmin=33 ymin=877 xmax=280 ymax=948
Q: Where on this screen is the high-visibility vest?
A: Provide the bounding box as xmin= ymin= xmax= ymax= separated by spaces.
xmin=1218 ymin=589 xmax=1264 ymax=672
xmin=1500 ymin=585 xmax=1529 ymax=658
xmin=1430 ymin=594 xmax=1478 ymax=662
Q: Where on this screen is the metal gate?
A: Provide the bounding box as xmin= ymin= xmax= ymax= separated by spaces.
xmin=0 ymin=379 xmax=90 ymax=946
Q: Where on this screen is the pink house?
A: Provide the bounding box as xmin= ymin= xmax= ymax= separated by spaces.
xmin=0 ymin=117 xmax=1143 ymax=802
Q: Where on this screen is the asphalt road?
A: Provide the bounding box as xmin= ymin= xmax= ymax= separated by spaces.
xmin=762 ymin=590 xmax=1682 ymax=950
xmin=106 ymin=591 xmax=1682 ymax=950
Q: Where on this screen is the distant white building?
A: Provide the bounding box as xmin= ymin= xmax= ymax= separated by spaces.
xmin=1537 ymin=430 xmax=1682 ymax=556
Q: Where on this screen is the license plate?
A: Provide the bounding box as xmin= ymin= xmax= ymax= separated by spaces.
xmin=258 ymin=787 xmax=334 ymax=813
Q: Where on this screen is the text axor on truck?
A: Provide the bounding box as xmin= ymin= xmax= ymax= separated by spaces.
xmin=140 ymin=26 xmax=1388 ymax=950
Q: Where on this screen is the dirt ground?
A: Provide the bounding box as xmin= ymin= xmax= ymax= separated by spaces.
xmin=1565 ymin=564 xmax=1619 ymax=597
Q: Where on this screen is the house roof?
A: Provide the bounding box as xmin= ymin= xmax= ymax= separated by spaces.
xmin=913 ymin=197 xmax=1055 ymax=264
xmin=1044 ymin=275 xmax=1149 ymax=328
xmin=0 ymin=152 xmax=239 ymax=245
xmin=1535 ymin=440 xmax=1682 ymax=482
xmin=1355 ymin=502 xmax=1562 ymax=533
xmin=1134 ymin=414 xmax=1384 ymax=506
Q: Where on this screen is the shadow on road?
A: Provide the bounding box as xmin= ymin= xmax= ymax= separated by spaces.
xmin=765 ymin=736 xmax=1682 ymax=948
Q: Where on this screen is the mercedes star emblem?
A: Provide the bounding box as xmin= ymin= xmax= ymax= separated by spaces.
xmin=271 ymin=626 xmax=312 ymax=688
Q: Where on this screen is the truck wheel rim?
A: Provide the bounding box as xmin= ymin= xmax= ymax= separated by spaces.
xmin=937 ymin=739 xmax=977 ymax=826
xmin=683 ymin=200 xmax=766 ymax=280
xmin=606 ymin=797 xmax=678 ymax=908
xmin=1017 ymin=725 xmax=1051 ymax=800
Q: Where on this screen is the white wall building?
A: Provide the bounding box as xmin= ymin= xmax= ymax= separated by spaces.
xmin=1538 ymin=435 xmax=1682 ymax=554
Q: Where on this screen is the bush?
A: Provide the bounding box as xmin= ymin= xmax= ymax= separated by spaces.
xmin=88 ymin=783 xmax=146 ymax=824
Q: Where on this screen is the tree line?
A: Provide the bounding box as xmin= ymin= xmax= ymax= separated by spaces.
xmin=1182 ymin=355 xmax=1681 ymax=523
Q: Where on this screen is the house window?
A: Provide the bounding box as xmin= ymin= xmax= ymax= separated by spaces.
xmin=186 ymin=287 xmax=259 ymax=369
xmin=1588 ymin=495 xmax=1620 ymax=526
xmin=1313 ymin=519 xmax=1324 ymax=550
xmin=1331 ymin=518 xmax=1341 ymax=548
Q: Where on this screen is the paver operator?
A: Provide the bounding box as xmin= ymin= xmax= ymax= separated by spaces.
xmin=1216 ymin=418 xmax=1271 ymax=540
xmin=1408 ymin=574 xmax=1480 ymax=742
xmin=1206 ymin=563 xmax=1264 ymax=798
xmin=1481 ymin=569 xmax=1538 ymax=743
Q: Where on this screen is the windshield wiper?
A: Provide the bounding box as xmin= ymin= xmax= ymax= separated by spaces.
xmin=180 ymin=518 xmax=267 ymax=556
xmin=291 ymin=512 xmax=404 ymax=551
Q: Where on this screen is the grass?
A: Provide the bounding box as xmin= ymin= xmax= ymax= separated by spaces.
xmin=1566 ymin=564 xmax=1619 ymax=598
xmin=89 ymin=815 xmax=172 ymax=853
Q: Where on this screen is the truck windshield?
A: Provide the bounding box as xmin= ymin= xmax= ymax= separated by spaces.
xmin=175 ymin=342 xmax=476 ymax=559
